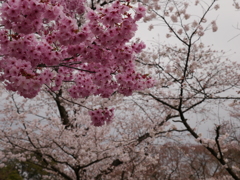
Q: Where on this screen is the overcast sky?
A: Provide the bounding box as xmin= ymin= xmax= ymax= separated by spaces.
xmin=136 ymin=0 xmax=240 ymax=62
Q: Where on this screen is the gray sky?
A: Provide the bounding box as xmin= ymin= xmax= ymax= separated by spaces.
xmin=136 ymin=0 xmax=240 ymax=62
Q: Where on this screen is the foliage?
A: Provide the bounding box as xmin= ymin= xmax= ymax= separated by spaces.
xmin=0 ymin=161 xmax=23 ymax=180
xmin=0 ymin=155 xmax=56 ymax=180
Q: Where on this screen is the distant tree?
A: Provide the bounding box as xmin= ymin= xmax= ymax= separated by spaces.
xmin=129 ymin=0 xmax=240 ymax=179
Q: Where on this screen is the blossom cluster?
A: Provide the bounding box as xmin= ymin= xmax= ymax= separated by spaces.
xmin=0 ymin=0 xmax=62 ymax=34
xmin=89 ymin=108 xmax=114 ymax=126
xmin=0 ymin=57 xmax=53 ymax=98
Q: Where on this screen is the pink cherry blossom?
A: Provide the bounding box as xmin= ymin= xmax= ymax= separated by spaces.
xmin=0 ymin=0 xmax=155 ymax=124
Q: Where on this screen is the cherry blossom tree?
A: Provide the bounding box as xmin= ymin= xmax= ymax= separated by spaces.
xmin=0 ymin=0 xmax=155 ymax=125
xmin=129 ymin=0 xmax=240 ymax=179
xmin=0 ymin=0 xmax=240 ymax=179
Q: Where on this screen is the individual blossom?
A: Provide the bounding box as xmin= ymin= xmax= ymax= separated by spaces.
xmin=211 ymin=20 xmax=218 ymax=32
xmin=170 ymin=15 xmax=178 ymax=22
xmin=214 ymin=4 xmax=220 ymax=10
xmin=134 ymin=4 xmax=146 ymax=21
xmin=177 ymin=28 xmax=183 ymax=35
xmin=148 ymin=24 xmax=154 ymax=31
xmin=184 ymin=14 xmax=190 ymax=20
